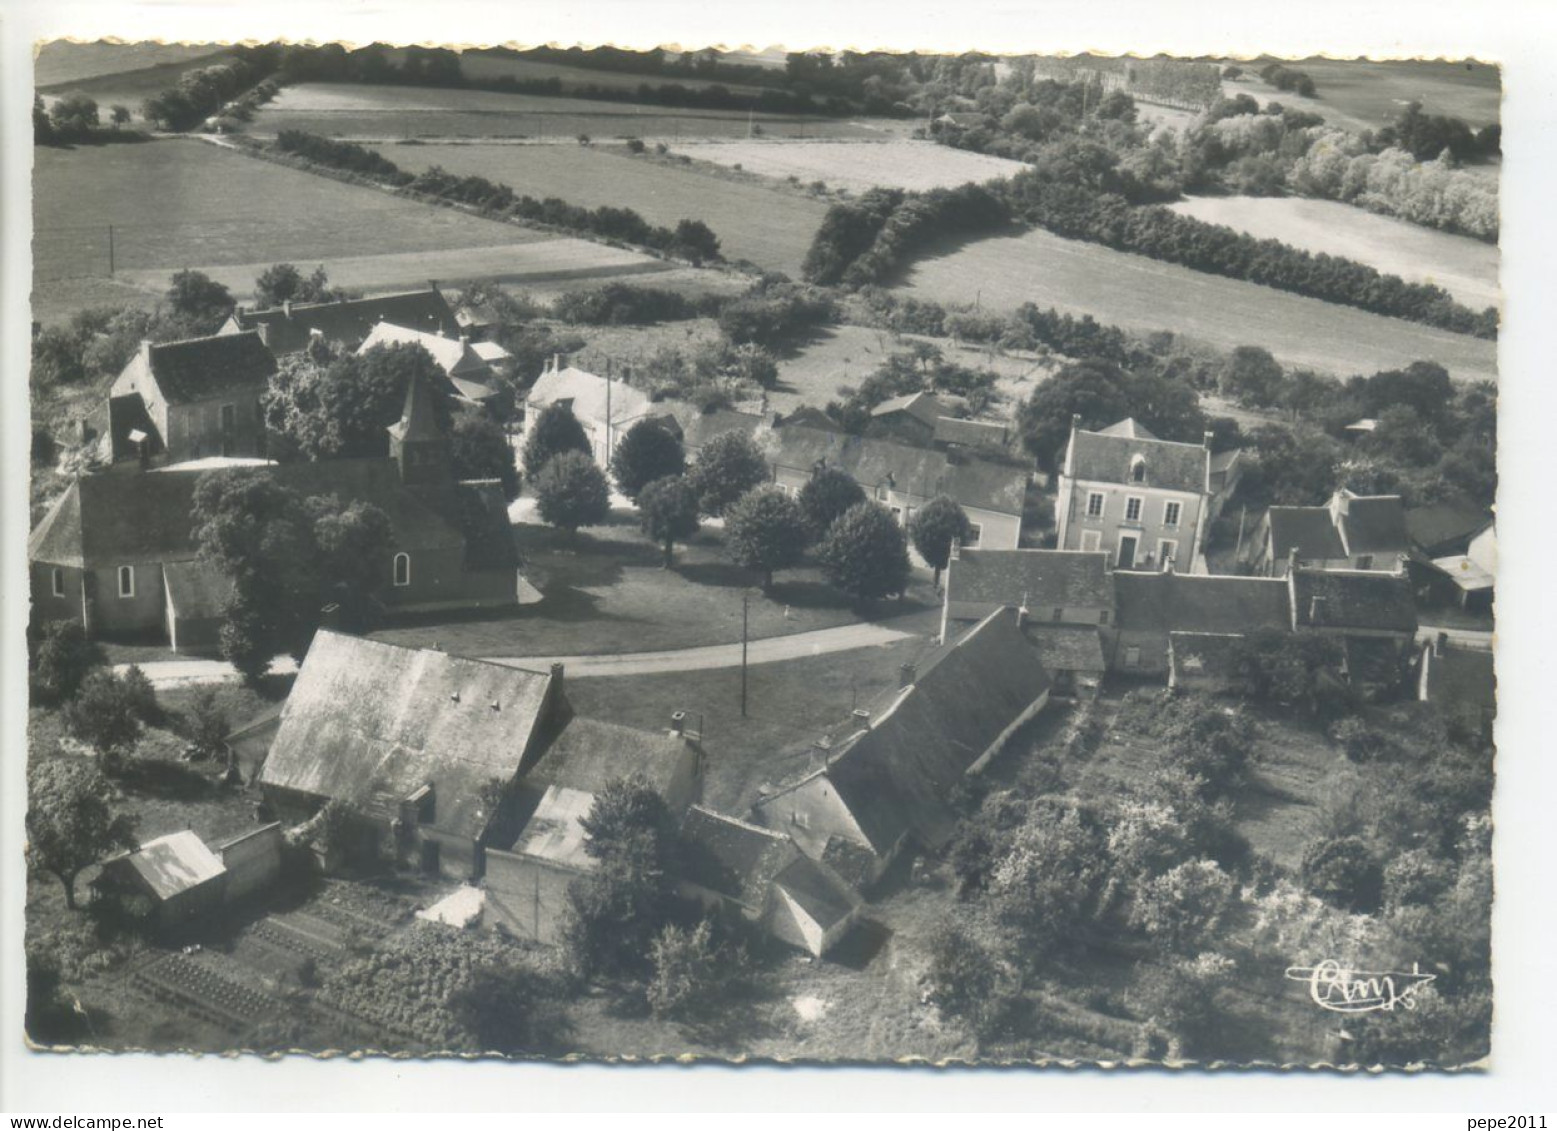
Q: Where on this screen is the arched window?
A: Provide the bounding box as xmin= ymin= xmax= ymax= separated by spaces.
xmin=1130 ymin=455 xmax=1147 ymax=483
xmin=393 ymin=553 xmax=411 ymax=587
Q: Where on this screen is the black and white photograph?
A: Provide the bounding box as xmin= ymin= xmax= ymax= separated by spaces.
xmin=17 ymin=25 xmax=1514 ymax=1083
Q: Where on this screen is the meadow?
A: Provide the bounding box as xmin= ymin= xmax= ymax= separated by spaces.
xmin=250 ymin=82 xmax=897 ymax=142
xmin=1229 ymin=57 xmax=1501 ymax=133
xmin=1169 ymin=195 xmax=1500 ymax=310
xmin=369 ymin=140 xmax=833 ymax=276
xmin=683 ymin=139 xmax=1030 ymax=193
xmin=449 ymin=50 xmax=778 ymax=96
xmin=34 ymin=42 xmax=235 ymax=123
xmin=898 ymin=227 xmax=1499 ymax=383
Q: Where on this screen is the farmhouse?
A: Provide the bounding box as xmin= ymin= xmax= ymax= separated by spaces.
xmin=91 ymin=830 xmax=227 ymax=937
xmin=1108 ymin=570 xmax=1292 ymax=677
xmin=1289 ymin=566 xmax=1418 ymax=693
xmin=1250 ymin=489 xmax=1409 ymax=577
xmin=941 ymin=546 xmax=1111 ymax=696
xmin=753 ymin=607 xmax=1051 ymax=882
xmin=357 ymin=321 xmax=501 ymax=407
xmin=1053 ymin=417 xmax=1212 ymax=573
xmin=767 ymin=425 xmax=1030 ymax=550
xmin=29 ymin=375 xmax=522 ymax=652
xmin=522 ymin=360 xmax=662 ymax=469
xmin=103 ymin=332 xmax=277 ymax=468
xmin=222 ymin=287 xmax=460 ymax=354
xmin=680 ymin=807 xmax=862 ymax=958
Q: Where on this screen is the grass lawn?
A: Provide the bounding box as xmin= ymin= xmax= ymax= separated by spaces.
xmin=32 ymin=138 xmax=538 ymax=305
xmin=1169 ymin=195 xmax=1499 ymax=310
xmin=681 ymin=138 xmax=1031 ymax=194
xmin=368 ymin=141 xmax=833 ymax=277
xmin=252 ymin=82 xmax=895 ymax=143
xmin=898 ymin=227 xmax=1499 ymax=383
xmin=369 ymin=507 xmax=941 ymax=665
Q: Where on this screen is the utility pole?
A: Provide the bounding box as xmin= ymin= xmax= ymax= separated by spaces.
xmin=740 ymin=591 xmax=750 ymax=718
xmin=107 ymin=224 xmax=115 ymax=278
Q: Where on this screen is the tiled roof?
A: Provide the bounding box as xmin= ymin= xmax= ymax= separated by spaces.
xmin=359 ymin=322 xmax=492 ymax=381
xmin=769 ymin=426 xmax=1028 ymax=515
xmin=1113 ymin=571 xmax=1292 ymax=634
xmin=1267 ymin=506 xmax=1347 ymax=562
xmin=1096 ymin=418 xmax=1157 ymax=439
xmin=136 ymin=332 xmax=277 ymax=406
xmin=108 ymin=830 xmax=226 ymax=901
xmin=946 ymin=548 xmax=1111 ymax=612
xmin=871 ymin=391 xmax=943 ymax=427
xmin=231 ymin=289 xmax=459 ymax=354
xmin=1338 ymin=495 xmax=1408 ymax=555
xmin=675 ymin=407 xmax=767 ymax=452
xmin=260 ymin=632 xmax=555 ymax=841
xmin=824 ymin=607 xmax=1050 ymax=853
xmin=1405 ymin=500 xmax=1493 ymax=555
xmin=1290 ymin=569 xmax=1417 ymax=633
xmin=680 ymin=806 xmax=795 ymax=906
xmin=526 ymin=365 xmax=654 ymax=429
xmin=934 ymin=416 xmax=1010 ymax=448
xmin=773 ymin=855 xmax=860 ymax=930
xmin=525 ymin=711 xmax=690 ymax=799
xmin=513 ymin=785 xmax=595 ymax=870
xmin=1067 ymin=423 xmax=1207 ymax=494
xmin=1031 ymin=625 xmax=1107 ymax=673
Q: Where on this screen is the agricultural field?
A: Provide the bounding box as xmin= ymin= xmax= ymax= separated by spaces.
xmin=683 ymin=139 xmax=1030 ymax=193
xmin=449 ymin=50 xmax=779 ymax=96
xmin=1226 ymin=57 xmax=1501 ymax=134
xmin=1169 ymin=195 xmax=1500 ymax=310
xmin=249 ymin=82 xmax=901 ymax=143
xmin=31 ymin=138 xmax=551 ymax=318
xmin=34 ymin=41 xmax=235 ymax=123
xmin=369 ymin=141 xmax=833 ymax=276
xmin=897 ymin=227 xmax=1499 ymax=383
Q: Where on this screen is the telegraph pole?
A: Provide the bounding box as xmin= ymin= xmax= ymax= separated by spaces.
xmin=740 ymin=591 xmax=750 ymax=718
xmin=107 ymin=224 xmax=115 ymax=277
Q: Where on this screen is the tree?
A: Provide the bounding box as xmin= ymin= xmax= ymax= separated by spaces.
xmin=521 ymin=403 xmax=592 ymax=479
xmin=119 ymin=664 xmax=161 ymax=725
xmin=33 ymin=94 xmax=54 ymax=144
xmin=25 ymin=759 xmax=138 ymax=909
xmin=610 ymin=419 xmax=685 ymax=501
xmin=689 ymin=431 xmax=770 ymax=517
xmin=797 ymin=466 xmax=866 ymax=541
xmin=165 ymin=269 xmax=234 ymax=334
xmin=48 ymin=92 xmax=100 ymax=138
xmin=449 ymin=952 xmax=569 ymax=1054
xmin=110 ymin=104 xmax=132 ymax=129
xmin=667 ymin=219 xmax=721 ymax=264
xmin=646 ymin=919 xmax=749 ymax=1019
xmin=254 ymin=263 xmax=342 ymax=308
xmin=63 ymin=671 xmax=143 ymax=762
xmin=989 ymin=802 xmax=1110 ymax=964
xmin=817 ymin=501 xmax=912 ymax=608
xmin=1128 ymin=859 xmax=1238 ymax=954
xmin=534 ymin=450 xmax=611 ymax=537
xmin=184 ymin=685 xmax=230 ymax=761
xmin=30 ymin=621 xmax=106 ymax=705
xmin=908 ymin=496 xmax=973 ymax=587
xmin=637 ymin=475 xmax=702 ymax=568
xmin=1301 ymin=835 xmax=1384 ymax=913
xmin=1126 ymin=952 xmax=1236 ymax=1058
xmin=450 ymin=409 xmax=521 ymax=500
xmin=308 ymin=495 xmax=395 ymax=601
xmin=923 ymin=922 xmax=1010 ymax=1039
xmin=723 ymin=486 xmax=809 ymax=590
xmin=1220 ymin=346 xmax=1285 ymax=408
xmin=1017 ymin=359 xmax=1132 ymax=471
xmin=265 ymin=344 xmax=449 ymax=461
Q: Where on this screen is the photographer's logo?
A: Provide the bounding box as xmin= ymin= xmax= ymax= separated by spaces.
xmin=1284 ymin=960 xmax=1436 ymax=1014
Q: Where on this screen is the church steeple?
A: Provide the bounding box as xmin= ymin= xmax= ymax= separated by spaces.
xmin=387 ymin=371 xmax=449 ymax=486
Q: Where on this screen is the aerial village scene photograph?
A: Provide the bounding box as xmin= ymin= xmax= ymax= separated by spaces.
xmin=23 ymin=41 xmax=1497 ymax=1067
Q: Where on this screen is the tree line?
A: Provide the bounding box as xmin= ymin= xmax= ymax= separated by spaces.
xmin=139 ymin=46 xmax=282 ymax=132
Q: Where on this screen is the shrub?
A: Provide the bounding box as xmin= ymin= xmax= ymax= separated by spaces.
xmin=64 ymin=671 xmax=143 ymax=761
xmin=30 ymin=621 xmax=106 ymax=705
xmin=1128 ymin=860 xmax=1239 ymax=954
xmin=1301 ymin=835 xmax=1384 ymax=913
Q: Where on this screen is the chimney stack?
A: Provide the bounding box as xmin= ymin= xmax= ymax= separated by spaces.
xmin=1287 ymin=547 xmax=1299 ymax=577
xmin=139 ymin=338 xmax=153 ymax=365
xmin=1309 ymin=596 xmax=1326 ymax=623
xmin=670 ymin=710 xmax=686 ymax=736
xmin=549 ymin=662 xmax=564 ymax=689
xmin=898 ymin=663 xmax=917 ymax=689
xmin=282 ymin=300 xmax=291 ymax=318
xmin=1435 ymin=631 xmax=1449 ymax=657
xmin=1203 ymin=429 xmax=1214 ymax=449
xmin=949 ymin=537 xmax=961 ymax=563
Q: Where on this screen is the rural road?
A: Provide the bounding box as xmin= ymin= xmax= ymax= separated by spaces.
xmin=115 ymin=622 xmax=917 ymax=689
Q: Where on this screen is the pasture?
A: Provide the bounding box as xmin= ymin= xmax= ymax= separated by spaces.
xmin=450 ymin=50 xmax=778 ymax=96
xmin=683 ymin=139 xmax=1030 ymax=193
xmin=250 ymin=82 xmax=898 ymax=142
xmin=1228 ymin=57 xmax=1501 ymax=133
xmin=1169 ymin=195 xmax=1500 ymax=310
xmin=370 ymin=141 xmax=832 ymax=277
xmin=34 ymin=42 xmax=235 ymax=123
xmin=897 ymin=227 xmax=1499 ymax=383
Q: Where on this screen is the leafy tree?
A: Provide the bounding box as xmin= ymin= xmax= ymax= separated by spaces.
xmin=48 ymin=92 xmax=101 ymax=138
xmin=610 ymin=419 xmax=685 ymax=501
xmin=817 ymin=501 xmax=911 ymax=608
xmin=1231 ymin=628 xmax=1347 ymax=714
xmin=164 ymin=269 xmax=234 ymax=334
xmin=723 ymin=486 xmax=809 ymax=590
xmin=923 ymin=922 xmax=1010 ymax=1039
xmin=1017 ymin=359 xmax=1132 ymax=471
xmin=1126 ymin=952 xmax=1236 ymax=1058
xmin=31 ymin=326 xmax=88 ymax=387
xmin=25 ymin=946 xmax=86 ymax=1044
xmin=521 ymin=403 xmax=592 ymax=479
xmin=534 ymin=450 xmax=611 ymax=537
xmin=254 ymin=263 xmax=342 ymax=308
xmin=667 ymin=219 xmax=722 ymax=265
xmin=33 ymin=94 xmax=54 ymax=144
xmin=308 ymin=496 xmax=395 ymax=600
xmin=25 ymin=759 xmax=138 ymax=909
xmin=450 ymin=409 xmax=520 ymax=500
xmin=1220 ymin=346 xmax=1284 ymax=408
xmin=1128 ymin=860 xmax=1238 ymax=953
xmin=184 ymin=685 xmax=230 ymax=761
xmin=265 ymin=343 xmax=451 ymax=461
xmin=989 ymin=802 xmax=1109 ymax=964
xmin=119 ymin=664 xmax=161 ymax=725
xmin=63 ymin=671 xmax=143 ymax=763
xmin=449 ymin=952 xmax=569 ymax=1055
xmin=636 ymin=475 xmax=702 ymax=568
xmin=909 ymin=495 xmax=973 ymax=587
xmin=797 ymin=466 xmax=866 ymax=540
xmin=110 ymin=104 xmax=131 ymax=128
xmin=1348 ymin=985 xmax=1491 ymax=1068
xmin=689 ymin=431 xmax=770 ymax=517
xmin=1300 ymin=835 xmax=1384 ymax=913
xmin=30 ymin=621 xmax=106 ymax=705
xmin=646 ymin=919 xmax=750 ymax=1019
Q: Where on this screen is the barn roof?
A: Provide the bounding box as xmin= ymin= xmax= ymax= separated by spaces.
xmin=680 ymin=806 xmax=794 ymax=906
xmin=1405 ymin=499 xmax=1493 ymax=555
xmin=1266 ymin=506 xmax=1347 ymax=562
xmin=512 ymin=785 xmax=596 ymax=871
xmin=773 ymin=855 xmax=860 ymax=930
xmin=946 ymin=548 xmax=1111 ymax=612
xmin=259 ymin=632 xmax=555 ymax=841
xmin=129 ymin=332 xmax=277 ymax=406
xmin=525 ymin=712 xmax=691 ymax=798
xmin=1067 ymin=421 xmax=1208 ymax=494
xmin=934 ymin=416 xmax=1009 ymax=448
xmin=526 ymin=365 xmax=653 ymax=428
xmin=359 ymin=322 xmax=494 ymax=383
xmin=230 ymin=288 xmax=459 ymax=353
xmin=106 ymin=830 xmax=226 ymax=902
xmin=1113 ymin=572 xmax=1291 ymax=635
xmin=1291 ymin=569 xmax=1417 ymax=633
xmin=871 ymin=391 xmax=944 ymax=427
xmin=1338 ymin=494 xmax=1408 ymax=555
xmin=1031 ymin=625 xmax=1107 ymax=673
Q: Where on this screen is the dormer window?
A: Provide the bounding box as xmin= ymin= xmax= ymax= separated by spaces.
xmin=393 ymin=553 xmax=411 ymax=587
xmin=1130 ymin=456 xmax=1147 ymax=483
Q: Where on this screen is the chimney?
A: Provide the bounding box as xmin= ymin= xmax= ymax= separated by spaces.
xmin=1287 ymin=547 xmax=1299 ymax=577
xmin=670 ymin=710 xmax=686 ymax=736
xmin=1435 ymin=631 xmax=1449 ymax=657
xmin=851 ymin=708 xmax=871 ymax=725
xmin=552 ymin=353 xmax=560 ymax=373
xmin=139 ymin=338 xmax=153 ymax=365
xmin=1203 ymin=429 xmax=1214 ymax=450
xmin=1071 ymin=413 xmax=1082 ymax=429
xmin=549 ymin=662 xmax=565 ymax=689
xmin=1309 ymin=596 xmax=1326 ymax=623
xmin=320 ymin=603 xmax=343 ymax=631
xmin=429 ymin=278 xmax=440 ymax=293
xmin=810 ymin=734 xmax=833 ymax=770
xmin=898 ymin=662 xmax=916 ymax=689
xmin=459 ymin=333 xmax=469 ymax=346
xmin=282 ymin=300 xmax=292 ymax=318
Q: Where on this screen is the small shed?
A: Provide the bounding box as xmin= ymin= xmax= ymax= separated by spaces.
xmin=93 ymin=830 xmax=227 ymax=935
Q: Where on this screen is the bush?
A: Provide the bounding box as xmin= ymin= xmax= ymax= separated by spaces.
xmin=30 ymin=621 xmax=106 ymax=705
xmin=923 ymin=922 xmax=1012 ymax=1039
xmin=63 ymin=671 xmax=142 ymax=761
xmin=646 ymin=919 xmax=750 ymax=1020
xmin=1300 ymin=835 xmax=1384 ymax=913
xmin=119 ymin=665 xmax=161 ymax=726
xmin=1128 ymin=860 xmax=1238 ymax=954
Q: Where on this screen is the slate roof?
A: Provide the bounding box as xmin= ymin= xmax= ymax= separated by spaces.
xmin=871 ymin=391 xmax=943 ymax=427
xmin=680 ymin=806 xmax=795 ymax=906
xmin=1267 ymin=506 xmax=1347 ymax=562
xmin=1031 ymin=625 xmax=1107 ymax=673
xmin=29 ymin=459 xmax=468 ymax=569
xmin=1112 ymin=571 xmax=1292 ymax=634
xmin=525 ymin=711 xmax=691 ymax=798
xmin=820 ymin=607 xmax=1051 ymax=854
xmin=359 ymin=322 xmax=494 ymax=383
xmin=259 ymin=632 xmax=555 ymax=840
xmin=773 ymin=855 xmax=860 ymax=931
xmin=1338 ymin=494 xmax=1408 ymax=555
xmin=934 ymin=416 xmax=1009 ymax=448
xmin=130 ymin=332 xmax=277 ymax=406
xmin=105 ymin=830 xmax=226 ymax=901
xmin=1405 ymin=500 xmax=1493 ymax=555
xmin=229 ymin=289 xmax=459 ymax=354
xmin=769 ymin=426 xmax=1028 ymax=515
xmin=526 ymin=365 xmax=653 ymax=428
xmin=676 ymin=407 xmax=767 ymax=452
xmin=1290 ymin=569 xmax=1418 ymax=634
xmin=163 ymin=559 xmax=234 ymax=622
xmin=946 ymin=548 xmax=1111 ymax=613
xmin=1067 ymin=421 xmax=1208 ymax=494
